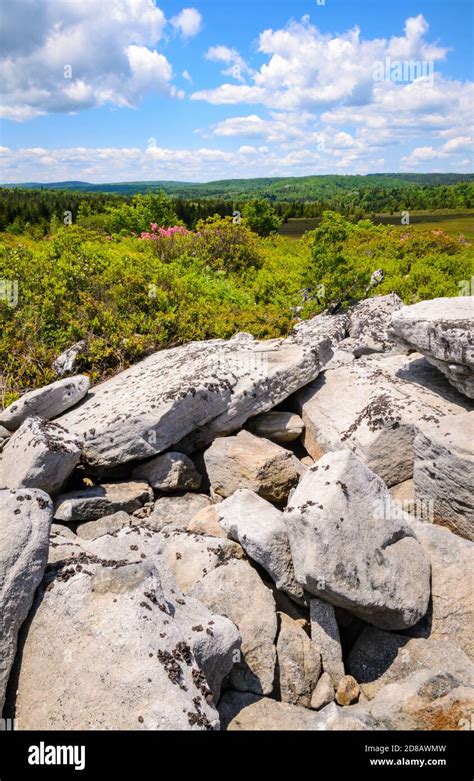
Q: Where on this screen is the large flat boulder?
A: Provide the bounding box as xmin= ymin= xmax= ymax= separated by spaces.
xmin=56 ymin=316 xmax=346 ymax=470
xmin=0 ymin=416 xmax=83 ymax=495
xmin=388 ymin=297 xmax=474 ymax=398
xmin=204 ymin=430 xmax=304 ymax=505
xmin=0 ymin=375 xmax=89 ymax=431
xmin=0 ymin=488 xmax=52 ymax=712
xmin=285 ymin=451 xmax=431 ymax=630
xmin=295 ymin=352 xmax=469 ymax=486
xmin=414 ymin=411 xmax=474 ymax=541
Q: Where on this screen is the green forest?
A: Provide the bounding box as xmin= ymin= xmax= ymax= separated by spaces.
xmin=1 ymin=184 xmax=473 ymax=406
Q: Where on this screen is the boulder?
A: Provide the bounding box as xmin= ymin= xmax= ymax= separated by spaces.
xmin=414 ymin=411 xmax=474 ymax=540
xmin=188 ymin=504 xmax=228 ymax=538
xmin=245 ymin=411 xmax=304 ymax=443
xmin=285 ymin=451 xmax=431 ymax=630
xmin=358 ymin=669 xmax=474 ymax=730
xmin=388 ymin=297 xmax=474 ymax=398
xmin=406 ymin=521 xmax=474 ymax=659
xmin=295 ymin=352 xmax=469 ymax=486
xmin=310 ymin=672 xmax=334 ymax=710
xmin=75 ymin=511 xmax=134 ymax=540
xmin=217 ymin=489 xmax=304 ymax=601
xmin=218 ymin=691 xmax=375 ymax=731
xmin=347 ymin=627 xmax=474 ymax=700
xmin=132 ymin=452 xmax=201 ymax=492
xmin=276 ymin=612 xmax=321 ymax=707
xmin=53 ymin=481 xmax=153 ymax=522
xmin=76 ymin=527 xmax=242 ymax=702
xmin=151 ymin=530 xmax=244 ymax=594
xmin=0 ymin=375 xmax=89 ymax=431
xmin=189 ymin=558 xmax=277 ymax=696
xmin=309 ymin=598 xmax=345 ymax=687
xmin=56 ymin=315 xmax=346 ymax=470
xmin=342 ymin=293 xmax=405 ymax=356
xmin=0 ymin=416 xmax=83 ymax=495
xmin=144 ymin=493 xmax=211 ymax=532
xmin=204 ymin=430 xmax=303 ymax=505
xmin=0 ymin=488 xmax=52 ymax=712
xmin=13 ymin=558 xmax=220 ymax=729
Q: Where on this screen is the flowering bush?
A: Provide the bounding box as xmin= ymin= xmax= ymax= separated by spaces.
xmin=140 ymin=224 xmax=190 ymax=240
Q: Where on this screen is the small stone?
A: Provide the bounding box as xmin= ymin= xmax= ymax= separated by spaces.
xmin=335 ymin=675 xmax=360 ymax=706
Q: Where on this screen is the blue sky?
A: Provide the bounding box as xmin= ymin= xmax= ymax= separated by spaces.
xmin=0 ymin=0 xmax=472 ymax=182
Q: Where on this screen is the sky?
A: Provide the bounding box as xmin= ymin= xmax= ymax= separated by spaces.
xmin=0 ymin=0 xmax=473 ymax=183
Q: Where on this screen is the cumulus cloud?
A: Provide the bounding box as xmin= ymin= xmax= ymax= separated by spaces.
xmin=0 ymin=0 xmax=200 ymax=120
xmin=171 ymin=8 xmax=202 ymax=38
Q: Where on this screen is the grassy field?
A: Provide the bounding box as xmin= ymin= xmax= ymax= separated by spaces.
xmin=279 ymin=210 xmax=474 ymax=240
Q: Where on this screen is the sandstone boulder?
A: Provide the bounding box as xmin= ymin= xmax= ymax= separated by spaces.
xmin=245 ymin=411 xmax=304 ymax=443
xmin=190 ymin=558 xmax=277 ymax=696
xmin=56 ymin=315 xmax=346 ymax=470
xmin=388 ymin=296 xmax=474 ymax=398
xmin=276 ymin=612 xmax=321 ymax=708
xmin=0 ymin=488 xmax=52 ymax=712
xmin=309 ymin=598 xmax=345 ymax=687
xmin=414 ymin=411 xmax=474 ymax=540
xmin=0 ymin=375 xmax=89 ymax=431
xmin=132 ymin=451 xmax=201 ymax=492
xmin=144 ymin=493 xmax=211 ymax=532
xmin=295 ymin=352 xmax=469 ymax=486
xmin=0 ymin=416 xmax=83 ymax=495
xmin=285 ymin=451 xmax=431 ymax=630
xmin=204 ymin=430 xmax=303 ymax=505
xmin=53 ymin=481 xmax=152 ymax=522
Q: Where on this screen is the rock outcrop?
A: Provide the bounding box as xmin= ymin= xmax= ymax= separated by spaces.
xmin=388 ymin=297 xmax=474 ymax=398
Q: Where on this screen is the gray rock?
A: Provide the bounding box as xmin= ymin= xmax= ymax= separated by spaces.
xmin=276 ymin=612 xmax=321 ymax=707
xmin=388 ymin=296 xmax=474 ymax=398
xmin=310 ymin=672 xmax=334 ymax=710
xmin=286 ymin=451 xmax=431 ymax=630
xmin=309 ymin=598 xmax=345 ymax=687
xmin=217 ymin=489 xmax=304 ymax=601
xmin=218 ymin=690 xmax=374 ymax=730
xmin=0 ymin=375 xmax=90 ymax=431
xmin=204 ymin=430 xmax=304 ymax=505
xmin=150 ymin=530 xmax=244 ymax=594
xmin=190 ymin=558 xmax=277 ymax=696
xmin=145 ymin=493 xmax=211 ymax=532
xmin=295 ymin=352 xmax=469 ymax=486
xmin=0 ymin=488 xmax=52 ymax=712
xmin=414 ymin=411 xmax=474 ymax=540
xmin=132 ymin=451 xmax=201 ymax=492
xmin=347 ymin=627 xmax=474 ymax=700
xmin=54 ymin=481 xmax=153 ymax=522
xmin=76 ymin=527 xmax=242 ymax=702
xmin=245 ymin=411 xmax=304 ymax=443
xmin=0 ymin=416 xmax=83 ymax=495
xmin=56 ymin=315 xmax=346 ymax=470
xmin=406 ymin=520 xmax=474 ymax=659
xmin=343 ymin=293 xmax=405 ymax=356
xmin=52 ymin=340 xmax=87 ymax=377
xmin=13 ymin=559 xmax=220 ymax=729
xmin=75 ymin=511 xmax=134 ymax=540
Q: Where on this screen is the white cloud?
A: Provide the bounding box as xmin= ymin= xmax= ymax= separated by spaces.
xmin=171 ymin=8 xmax=202 ymax=38
xmin=0 ymin=0 xmax=197 ymax=120
xmin=205 ymin=45 xmax=253 ymax=82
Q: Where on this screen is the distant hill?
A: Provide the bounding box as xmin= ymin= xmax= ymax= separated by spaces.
xmin=2 ymin=173 xmax=473 ymax=201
